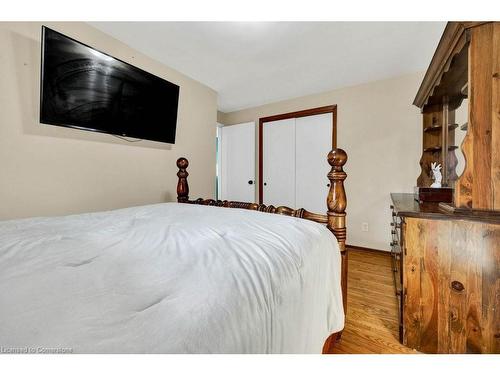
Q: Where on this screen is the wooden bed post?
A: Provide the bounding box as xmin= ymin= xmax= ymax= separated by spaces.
xmin=176 ymin=157 xmax=189 ymax=203
xmin=326 ymin=149 xmax=348 ymax=313
xmin=322 ymin=148 xmax=348 ymax=353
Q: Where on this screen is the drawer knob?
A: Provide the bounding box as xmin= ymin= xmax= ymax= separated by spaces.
xmin=451 ymin=281 xmax=465 ymax=292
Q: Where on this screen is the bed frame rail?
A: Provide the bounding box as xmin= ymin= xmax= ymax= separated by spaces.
xmin=176 ymin=150 xmax=346 ymax=244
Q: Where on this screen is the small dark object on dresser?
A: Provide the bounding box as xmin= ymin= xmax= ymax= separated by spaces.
xmin=413 ymin=186 xmax=453 ymax=203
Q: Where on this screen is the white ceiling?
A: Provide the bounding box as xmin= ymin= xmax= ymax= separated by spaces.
xmin=90 ymin=22 xmax=446 ymax=112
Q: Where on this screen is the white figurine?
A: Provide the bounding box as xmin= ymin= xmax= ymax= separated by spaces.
xmin=430 ymin=162 xmax=442 ymax=188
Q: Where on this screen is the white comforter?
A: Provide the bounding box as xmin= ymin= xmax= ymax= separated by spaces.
xmin=0 ymin=203 xmax=343 ymax=353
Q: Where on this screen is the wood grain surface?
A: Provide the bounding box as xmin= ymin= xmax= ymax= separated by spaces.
xmin=331 ymin=249 xmax=417 ymax=354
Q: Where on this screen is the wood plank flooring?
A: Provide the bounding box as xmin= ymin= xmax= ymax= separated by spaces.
xmin=331 ymin=248 xmax=418 ymax=354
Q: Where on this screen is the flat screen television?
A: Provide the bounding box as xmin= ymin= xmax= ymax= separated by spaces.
xmin=40 ymin=26 xmax=180 ymax=144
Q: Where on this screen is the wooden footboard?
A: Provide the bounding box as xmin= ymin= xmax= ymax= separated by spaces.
xmin=176 ymin=148 xmax=348 ymax=353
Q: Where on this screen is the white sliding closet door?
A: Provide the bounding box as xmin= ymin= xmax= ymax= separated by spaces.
xmin=295 ymin=113 xmax=333 ymax=213
xmin=219 ymin=122 xmax=256 ymax=202
xmin=262 ymin=118 xmax=295 ymax=207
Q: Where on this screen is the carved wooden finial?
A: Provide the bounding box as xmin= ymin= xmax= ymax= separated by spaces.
xmin=327 ymin=148 xmax=348 ymax=171
xmin=176 ymin=157 xmax=189 ymax=202
xmin=326 ymin=148 xmax=347 ymax=250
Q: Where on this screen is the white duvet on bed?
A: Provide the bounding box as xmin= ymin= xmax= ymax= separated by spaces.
xmin=0 ymin=203 xmax=343 ymax=353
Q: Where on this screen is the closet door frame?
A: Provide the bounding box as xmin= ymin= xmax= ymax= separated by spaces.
xmin=258 ymin=105 xmax=337 ymax=204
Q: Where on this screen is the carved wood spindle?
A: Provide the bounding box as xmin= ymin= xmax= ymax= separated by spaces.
xmin=176 ymin=157 xmax=189 ymax=202
xmin=326 ymin=148 xmax=348 ymax=315
xmin=327 ymin=149 xmax=347 ymax=249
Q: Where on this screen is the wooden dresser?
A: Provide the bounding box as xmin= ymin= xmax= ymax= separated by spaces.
xmin=390 ymin=193 xmax=499 ymax=353
xmin=391 ymin=22 xmax=500 ymax=354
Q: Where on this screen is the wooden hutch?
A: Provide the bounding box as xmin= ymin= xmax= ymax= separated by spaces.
xmin=390 ymin=22 xmax=499 ymax=353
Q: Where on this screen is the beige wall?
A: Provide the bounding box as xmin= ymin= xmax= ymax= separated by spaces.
xmin=0 ymin=22 xmax=217 ymax=220
xmin=455 ymin=99 xmax=468 ymax=177
xmin=218 ymin=73 xmax=424 ymax=251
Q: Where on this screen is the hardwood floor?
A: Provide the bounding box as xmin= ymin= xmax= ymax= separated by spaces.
xmin=331 ymin=248 xmax=418 ymax=354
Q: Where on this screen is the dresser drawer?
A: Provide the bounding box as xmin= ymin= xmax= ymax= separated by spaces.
xmin=390 ymin=203 xmax=404 ymax=343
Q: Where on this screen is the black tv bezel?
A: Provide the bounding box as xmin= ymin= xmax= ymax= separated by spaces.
xmin=39 ymin=26 xmax=180 ymax=144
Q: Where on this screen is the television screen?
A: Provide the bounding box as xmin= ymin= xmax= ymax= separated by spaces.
xmin=40 ymin=26 xmax=180 ymax=144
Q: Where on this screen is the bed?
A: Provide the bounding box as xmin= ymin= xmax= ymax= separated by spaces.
xmin=0 ymin=148 xmax=348 ymax=354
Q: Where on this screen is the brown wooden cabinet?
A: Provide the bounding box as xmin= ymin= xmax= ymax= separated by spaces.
xmin=390 ymin=194 xmax=499 ymax=353
xmin=391 ymin=21 xmax=500 ymax=354
xmin=414 ymin=22 xmax=500 ymax=209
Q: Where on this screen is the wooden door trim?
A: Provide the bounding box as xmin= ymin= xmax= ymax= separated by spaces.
xmin=258 ymin=105 xmax=337 ymax=204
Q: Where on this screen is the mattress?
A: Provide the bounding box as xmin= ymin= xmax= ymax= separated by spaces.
xmin=0 ymin=203 xmax=344 ymax=353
